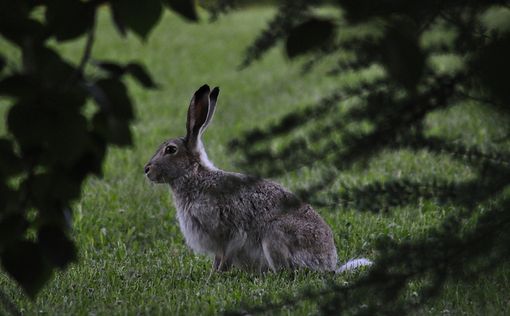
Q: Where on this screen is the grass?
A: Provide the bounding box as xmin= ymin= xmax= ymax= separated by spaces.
xmin=1 ymin=6 xmax=510 ymax=315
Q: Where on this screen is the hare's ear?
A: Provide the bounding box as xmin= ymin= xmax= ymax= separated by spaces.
xmin=204 ymin=87 xmax=219 ymax=128
xmin=185 ymin=84 xmax=211 ymax=151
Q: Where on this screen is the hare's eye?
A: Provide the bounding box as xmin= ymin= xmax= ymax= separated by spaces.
xmin=164 ymin=145 xmax=177 ymax=155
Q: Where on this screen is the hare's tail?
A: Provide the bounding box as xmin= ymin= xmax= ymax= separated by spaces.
xmin=336 ymin=258 xmax=372 ymax=273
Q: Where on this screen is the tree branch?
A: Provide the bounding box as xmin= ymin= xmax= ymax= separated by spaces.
xmin=77 ymin=17 xmax=97 ymax=74
xmin=67 ymin=12 xmax=97 ymax=87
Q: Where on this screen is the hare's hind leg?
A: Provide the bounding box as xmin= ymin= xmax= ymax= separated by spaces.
xmin=212 ymin=255 xmax=221 ymax=271
xmin=212 ymin=253 xmax=231 ymax=272
xmin=211 ymin=232 xmax=246 ymax=273
xmin=261 ymin=238 xmax=292 ymax=272
xmin=208 ymin=254 xmax=231 ymax=279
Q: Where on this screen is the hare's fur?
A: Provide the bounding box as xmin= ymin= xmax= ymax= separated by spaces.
xmin=171 ymin=166 xmax=338 ymax=272
xmin=145 ymin=85 xmax=368 ymax=273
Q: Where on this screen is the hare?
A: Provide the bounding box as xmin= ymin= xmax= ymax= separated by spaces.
xmin=144 ymin=84 xmax=371 ymax=273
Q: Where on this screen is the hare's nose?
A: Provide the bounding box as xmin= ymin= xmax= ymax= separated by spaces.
xmin=144 ymin=164 xmax=151 ymax=174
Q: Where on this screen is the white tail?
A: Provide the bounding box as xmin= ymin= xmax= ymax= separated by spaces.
xmin=336 ymin=258 xmax=373 ymax=273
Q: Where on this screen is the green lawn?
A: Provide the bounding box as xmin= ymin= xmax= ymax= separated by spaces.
xmin=1 ymin=6 xmax=509 ymax=315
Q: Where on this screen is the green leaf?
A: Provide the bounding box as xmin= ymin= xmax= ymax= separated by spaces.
xmin=45 ymin=0 xmax=95 ymax=42
xmin=1 ymin=240 xmax=52 ymax=298
xmin=87 ymin=81 xmax=133 ymax=145
xmin=71 ymin=138 xmax=107 ymax=178
xmin=0 ymin=74 xmax=36 ymax=99
xmin=31 ymin=46 xmax=76 ymax=87
xmin=95 ymin=61 xmax=126 ymax=77
xmin=126 ymin=63 xmax=158 ymax=88
xmin=38 ymin=225 xmax=77 ymax=269
xmin=110 ymin=4 xmax=127 ymax=37
xmin=7 ymin=102 xmax=89 ymax=165
xmin=94 ymin=61 xmax=157 ymax=88
xmin=0 ymin=214 xmax=28 ymax=252
xmin=92 ymin=112 xmax=133 ymax=146
xmin=0 ymin=183 xmax=18 ymax=215
xmin=285 ymin=18 xmax=336 ymax=58
xmin=0 ymin=1 xmax=47 ymax=46
xmin=0 ymin=54 xmax=5 ymax=73
xmin=93 ymin=78 xmax=134 ymax=120
xmin=110 ymin=0 xmax=163 ymax=40
xmin=164 ymin=0 xmax=198 ymax=22
xmin=30 ymin=173 xmax=82 ymax=210
xmin=0 ymin=138 xmax=23 ymax=178
xmin=8 ymin=102 xmax=53 ymax=147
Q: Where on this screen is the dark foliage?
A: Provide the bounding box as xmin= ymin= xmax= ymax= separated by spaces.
xmin=0 ymin=0 xmax=198 ymax=304
xmin=220 ymin=0 xmax=510 ymax=314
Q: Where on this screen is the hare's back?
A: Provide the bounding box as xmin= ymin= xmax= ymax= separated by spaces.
xmin=217 ymin=172 xmax=303 ymax=216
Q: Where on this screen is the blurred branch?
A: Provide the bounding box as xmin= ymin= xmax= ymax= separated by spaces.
xmin=455 ymin=90 xmax=505 ymax=109
xmin=240 ymin=0 xmax=320 ymax=68
xmin=399 ymin=135 xmax=510 ymax=168
xmin=73 ymin=13 xmax=97 ymax=84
